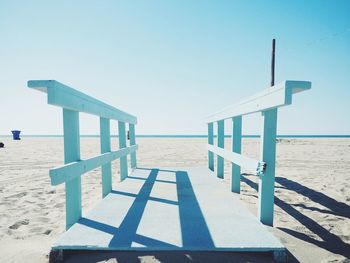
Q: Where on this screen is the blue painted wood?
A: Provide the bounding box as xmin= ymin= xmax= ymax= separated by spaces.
xmin=52 ymin=167 xmax=285 ymax=253
xmin=28 ymin=80 xmax=137 ymax=124
xmin=118 ymin=121 xmax=128 ymax=181
xmin=216 ymin=120 xmax=224 ymax=179
xmin=63 ymin=109 xmax=82 ymax=230
xmin=49 ymin=145 xmax=138 ymax=185
xmin=258 ymin=109 xmax=278 ymax=226
xmin=207 ymin=144 xmax=258 ymax=172
xmin=206 ymin=80 xmax=311 ymax=123
xmin=207 ymin=123 xmax=214 ymax=171
xmin=129 ymin=123 xmax=137 ymax=169
xmin=231 ymin=116 xmax=242 ymax=193
xmin=100 ymin=117 xmax=112 ymax=197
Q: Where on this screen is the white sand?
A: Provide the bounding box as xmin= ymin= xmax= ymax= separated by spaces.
xmin=0 ymin=137 xmax=349 ymax=262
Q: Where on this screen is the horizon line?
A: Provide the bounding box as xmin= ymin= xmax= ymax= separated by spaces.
xmin=0 ymin=134 xmax=350 ymax=138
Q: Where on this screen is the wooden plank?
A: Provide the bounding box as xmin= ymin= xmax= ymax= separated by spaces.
xmin=118 ymin=121 xmax=128 ymax=181
xmin=50 ymin=145 xmax=138 ymax=186
xmin=100 ymin=117 xmax=112 ymax=197
xmin=207 ymin=144 xmax=259 ymax=173
xmin=207 ymin=123 xmax=214 ymax=171
xmin=129 ymin=123 xmax=137 ymax=169
xmin=52 ymin=167 xmax=285 ymax=254
xmin=216 ymin=121 xmax=224 ymax=179
xmin=28 ymin=80 xmax=137 ymax=124
xmin=231 ymin=116 xmax=242 ymax=193
xmin=206 ymin=80 xmax=311 ymax=123
xmin=258 ymin=109 xmax=278 ymax=226
xmin=63 ymin=109 xmax=81 ymax=230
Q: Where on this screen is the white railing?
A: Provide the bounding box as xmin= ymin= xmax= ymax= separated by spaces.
xmin=206 ymin=80 xmax=311 ymax=226
xmin=29 ymin=80 xmax=138 ymax=229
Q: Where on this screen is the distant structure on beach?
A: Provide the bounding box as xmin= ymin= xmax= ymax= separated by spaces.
xmin=11 ymin=130 xmax=21 ymax=140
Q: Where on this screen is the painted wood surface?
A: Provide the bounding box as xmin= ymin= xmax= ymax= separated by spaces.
xmin=216 ymin=120 xmax=224 ymax=179
xmin=50 ymin=145 xmax=138 ymax=186
xmin=206 ymin=80 xmax=311 ymax=123
xmin=207 ymin=144 xmax=258 ymax=173
xmin=129 ymin=123 xmax=137 ymax=169
xmin=29 ymin=80 xmax=139 ymax=230
xmin=52 ymin=167 xmax=285 ymax=254
xmin=258 ymin=109 xmax=278 ymax=226
xmin=206 ymin=79 xmax=311 ymax=226
xmin=231 ymin=116 xmax=242 ymax=193
xmin=100 ymin=118 xmax=112 ymax=197
xmin=63 ymin=109 xmax=82 ymax=230
xmin=118 ymin=121 xmax=128 ymax=181
xmin=28 ymin=80 xmax=137 ymax=124
xmin=207 ymin=123 xmax=214 ymax=171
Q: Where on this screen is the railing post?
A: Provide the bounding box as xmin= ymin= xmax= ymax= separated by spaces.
xmin=231 ymin=116 xmax=242 ymax=193
xmin=63 ymin=109 xmax=81 ymax=230
xmin=208 ymin=122 xmax=214 ymax=171
xmin=118 ymin=121 xmax=128 ymax=181
xmin=129 ymin=123 xmax=137 ymax=169
xmin=258 ymin=108 xmax=278 ymax=226
xmin=217 ymin=120 xmax=225 ymax=178
xmin=100 ymin=117 xmax=112 ymax=197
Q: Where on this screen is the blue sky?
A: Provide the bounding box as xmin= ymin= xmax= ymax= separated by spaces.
xmin=0 ymin=0 xmax=349 ymax=135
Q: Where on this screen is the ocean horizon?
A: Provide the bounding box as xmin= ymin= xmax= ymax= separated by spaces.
xmin=1 ymin=134 xmax=349 ymax=138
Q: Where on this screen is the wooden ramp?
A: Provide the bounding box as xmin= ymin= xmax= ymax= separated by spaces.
xmin=53 ymin=167 xmax=285 ymax=256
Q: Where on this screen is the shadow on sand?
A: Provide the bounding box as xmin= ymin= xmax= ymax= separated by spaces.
xmin=241 ymin=173 xmax=350 ymax=259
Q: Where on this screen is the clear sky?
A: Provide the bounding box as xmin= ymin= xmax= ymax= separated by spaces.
xmin=0 ymin=0 xmax=349 ymax=135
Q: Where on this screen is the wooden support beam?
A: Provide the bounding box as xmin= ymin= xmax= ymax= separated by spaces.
xmin=63 ymin=109 xmax=81 ymax=230
xmin=258 ymin=109 xmax=278 ymax=226
xmin=100 ymin=117 xmax=112 ymax=197
xmin=206 ymin=80 xmax=311 ymax=123
xmin=207 ymin=144 xmax=259 ymax=173
xmin=208 ymin=123 xmax=214 ymax=171
xmin=216 ymin=120 xmax=225 ymax=178
xmin=118 ymin=121 xmax=128 ymax=181
xmin=49 ymin=145 xmax=138 ymax=186
xmin=129 ymin=123 xmax=137 ymax=169
xmin=231 ymin=116 xmax=242 ymax=193
xmin=28 ymin=80 xmax=137 ymax=124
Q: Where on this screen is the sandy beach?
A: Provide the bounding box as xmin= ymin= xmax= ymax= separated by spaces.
xmin=0 ymin=137 xmax=349 ymax=262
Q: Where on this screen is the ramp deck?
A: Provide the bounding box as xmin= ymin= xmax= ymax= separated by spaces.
xmin=53 ymin=166 xmax=284 ymax=255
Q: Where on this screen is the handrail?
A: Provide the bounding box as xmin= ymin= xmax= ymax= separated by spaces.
xmin=50 ymin=145 xmax=138 ymax=186
xmin=206 ymin=144 xmax=258 ymax=172
xmin=207 ymin=80 xmax=311 ymax=123
xmin=28 ymin=80 xmax=137 ymax=124
xmin=207 ymin=79 xmax=311 ymax=226
xmin=29 ymin=80 xmax=138 ymax=230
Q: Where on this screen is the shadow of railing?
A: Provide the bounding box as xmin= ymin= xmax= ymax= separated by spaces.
xmin=77 ymin=168 xmax=214 ymax=250
xmin=176 ymin=170 xmax=215 ymax=248
xmin=241 ymin=174 xmax=350 ymax=258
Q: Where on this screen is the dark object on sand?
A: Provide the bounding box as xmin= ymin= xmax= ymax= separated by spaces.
xmin=11 ymin=130 xmax=21 ymax=140
xmin=0 ymin=142 xmax=4 ymax=148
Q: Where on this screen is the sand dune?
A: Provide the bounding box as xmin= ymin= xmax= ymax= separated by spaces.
xmin=0 ymin=138 xmax=349 ymax=262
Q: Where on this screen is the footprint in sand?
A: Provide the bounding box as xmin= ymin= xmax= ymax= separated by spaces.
xmin=9 ymin=219 xmax=30 ymax=229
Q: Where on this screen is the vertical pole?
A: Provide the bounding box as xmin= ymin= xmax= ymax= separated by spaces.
xmin=63 ymin=109 xmax=81 ymax=230
xmin=271 ymin=38 xmax=276 ymax=87
xmin=208 ymin=122 xmax=214 ymax=171
xmin=118 ymin=121 xmax=128 ymax=181
xmin=258 ymin=109 xmax=277 ymax=226
xmin=100 ymin=117 xmax=112 ymax=197
xmin=129 ymin=123 xmax=137 ymax=169
xmin=258 ymin=38 xmax=277 ymax=226
xmin=216 ymin=120 xmax=224 ymax=178
xmin=231 ymin=116 xmax=242 ymax=193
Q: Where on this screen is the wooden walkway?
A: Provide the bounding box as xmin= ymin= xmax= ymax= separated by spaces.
xmin=53 ymin=167 xmax=284 ymax=256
